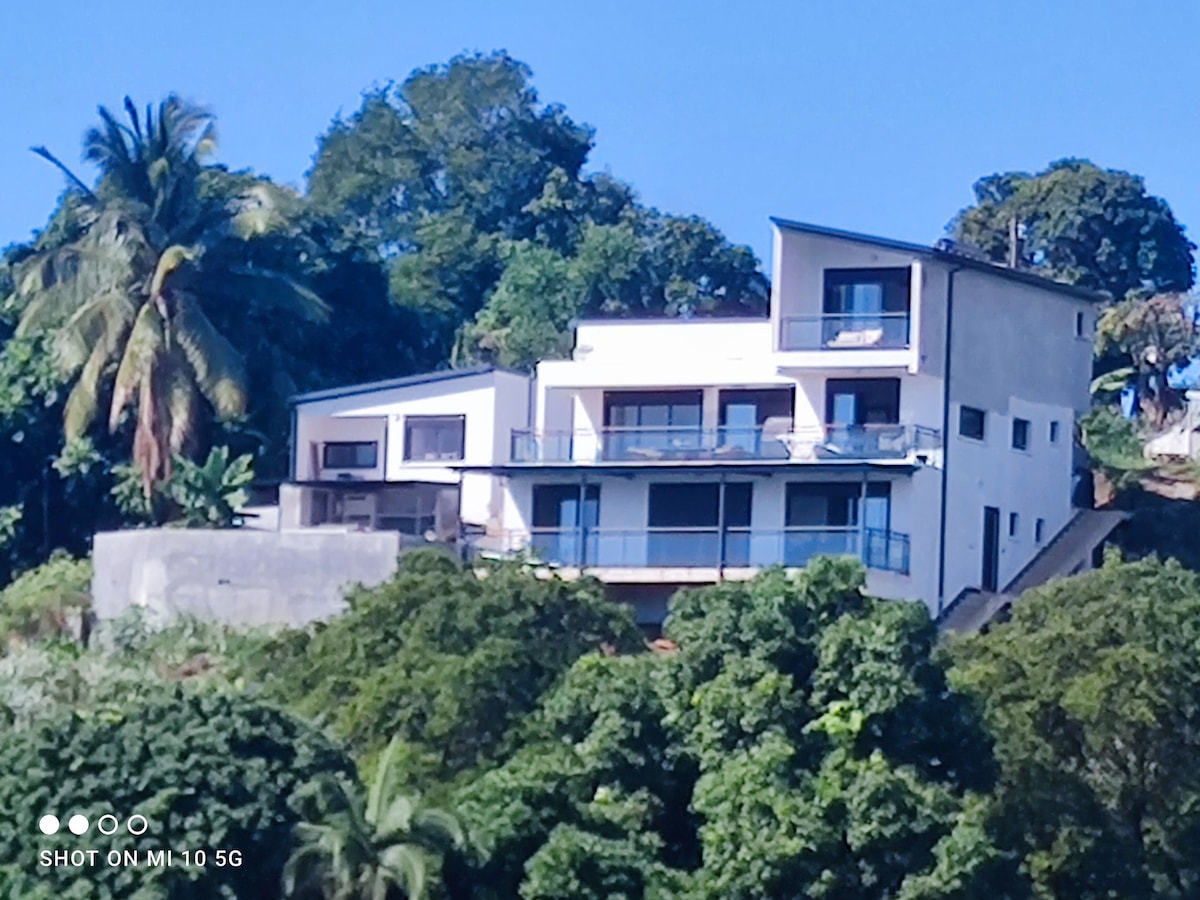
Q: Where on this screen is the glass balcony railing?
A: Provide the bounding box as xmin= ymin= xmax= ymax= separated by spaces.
xmin=509 ymin=424 xmax=939 ymax=464
xmin=467 ymin=526 xmax=910 ymax=575
xmin=781 ymin=312 xmax=910 ymax=351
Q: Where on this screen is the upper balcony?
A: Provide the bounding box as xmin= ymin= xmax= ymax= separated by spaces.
xmin=780 ymin=312 xmax=910 ymax=352
xmin=509 ymin=423 xmax=939 ymax=466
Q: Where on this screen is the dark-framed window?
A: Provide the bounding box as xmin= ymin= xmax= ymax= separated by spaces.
xmin=1049 ymin=420 xmax=1060 ymax=443
xmin=1008 ymin=512 xmax=1019 ymax=537
xmin=1035 ymin=518 xmax=1046 ymax=543
xmin=1012 ymin=418 xmax=1030 ymax=451
xmin=604 ymin=390 xmax=702 ymax=429
xmin=825 ymin=378 xmax=901 ymax=425
xmin=785 ymin=482 xmax=891 ymax=528
xmin=1075 ymin=311 xmax=1085 ymax=337
xmin=403 ymin=415 xmax=465 ymax=462
xmin=959 ymin=406 xmax=986 ymax=441
xmin=823 ymin=268 xmax=911 ymax=315
xmin=322 ymin=442 xmax=378 ymax=469
xmin=532 ymin=484 xmax=600 ymax=528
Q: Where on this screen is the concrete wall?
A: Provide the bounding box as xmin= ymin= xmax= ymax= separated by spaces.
xmin=92 ymin=529 xmax=402 ymax=627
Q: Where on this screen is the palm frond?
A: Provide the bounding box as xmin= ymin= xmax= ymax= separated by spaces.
xmin=133 ymin=363 xmax=170 ymax=494
xmin=54 ymin=289 xmax=137 ymax=376
xmin=63 ymin=339 xmax=113 ymax=440
xmin=214 ymin=265 xmax=330 ymax=322
xmin=30 ymin=146 xmax=96 ymax=199
xmin=150 ymin=244 xmax=198 ymax=296
xmin=109 ymin=302 xmax=164 ymax=432
xmin=163 ymin=348 xmax=200 ymax=456
xmin=366 ymin=736 xmax=405 ymax=826
xmin=378 ymin=844 xmax=428 ymax=900
xmin=170 ymin=295 xmax=247 ymax=419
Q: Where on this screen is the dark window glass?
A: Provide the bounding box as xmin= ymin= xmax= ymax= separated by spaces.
xmin=403 ymin=415 xmax=465 ymax=461
xmin=532 ymin=485 xmax=599 ymax=528
xmin=1049 ymin=421 xmax=1060 ymax=443
xmin=1075 ymin=311 xmax=1085 ymax=337
xmin=1008 ymin=512 xmax=1019 ymax=537
xmin=823 ymin=268 xmax=911 ymax=315
xmin=825 ymin=378 xmax=901 ymax=425
xmin=785 ymin=482 xmax=890 ymax=527
xmin=648 ymin=484 xmax=719 ymax=527
xmin=604 ymin=390 xmax=703 ymax=428
xmin=959 ymin=406 xmax=986 ymax=440
xmin=1012 ymin=418 xmax=1030 ymax=451
xmin=1035 ymin=518 xmax=1046 ymax=543
xmin=322 ymin=442 xmax=377 ymax=469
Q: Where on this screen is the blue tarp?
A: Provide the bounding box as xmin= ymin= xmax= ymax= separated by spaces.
xmin=1168 ymin=357 xmax=1200 ymax=391
xmin=1121 ymin=383 xmax=1139 ymax=418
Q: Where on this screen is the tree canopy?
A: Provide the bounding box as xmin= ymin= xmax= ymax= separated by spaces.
xmin=949 ymin=158 xmax=1195 ymax=300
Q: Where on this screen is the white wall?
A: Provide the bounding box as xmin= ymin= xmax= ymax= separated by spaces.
xmin=292 ymin=370 xmax=530 ymax=529
xmin=294 ymin=416 xmax=386 ymax=481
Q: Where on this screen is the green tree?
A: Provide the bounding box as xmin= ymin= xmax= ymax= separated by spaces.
xmin=6 ymin=96 xmax=327 ymax=494
xmin=949 ymin=554 xmax=1200 ymax=898
xmin=307 ymin=53 xmax=767 ymax=368
xmin=0 ymin=551 xmax=90 ymax=647
xmin=286 ymin=736 xmax=468 ymax=900
xmin=1094 ymin=293 xmax=1199 ymax=424
xmin=0 ymin=687 xmax=352 ymax=899
xmin=949 ymin=159 xmax=1195 ymax=299
xmin=263 ymin=550 xmax=643 ymax=778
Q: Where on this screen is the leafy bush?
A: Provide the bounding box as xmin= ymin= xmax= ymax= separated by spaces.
xmin=0 ymin=551 xmax=91 ymax=647
xmin=0 ymin=687 xmax=353 ymax=899
xmin=264 ymin=549 xmax=643 ymax=781
xmin=1081 ymin=406 xmax=1153 ymax=486
xmin=113 ymin=445 xmax=254 ymax=528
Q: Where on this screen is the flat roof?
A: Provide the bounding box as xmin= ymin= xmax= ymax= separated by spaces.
xmin=450 ymin=461 xmax=920 ymax=476
xmin=289 ymin=365 xmax=523 ymax=406
xmin=770 ymin=217 xmax=1110 ymax=303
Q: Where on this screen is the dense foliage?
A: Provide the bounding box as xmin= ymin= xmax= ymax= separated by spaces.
xmin=949 ymin=158 xmax=1195 ymax=300
xmin=0 ymin=687 xmax=353 ymax=899
xmin=950 ymin=555 xmax=1200 ymax=898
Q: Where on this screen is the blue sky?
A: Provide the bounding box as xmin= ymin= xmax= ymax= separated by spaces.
xmin=3 ymin=0 xmax=1197 ymax=267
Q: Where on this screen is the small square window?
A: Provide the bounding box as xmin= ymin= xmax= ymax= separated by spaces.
xmin=1075 ymin=311 xmax=1085 ymax=337
xmin=959 ymin=406 xmax=986 ymax=441
xmin=1049 ymin=420 xmax=1060 ymax=444
xmin=322 ymin=442 xmax=378 ymax=469
xmin=1008 ymin=512 xmax=1019 ymax=537
xmin=1035 ymin=518 xmax=1045 ymax=543
xmin=1012 ymin=418 xmax=1030 ymax=451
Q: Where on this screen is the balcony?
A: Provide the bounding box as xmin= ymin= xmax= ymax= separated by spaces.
xmin=780 ymin=312 xmax=910 ymax=351
xmin=468 ymin=526 xmax=909 ymax=575
xmin=509 ymin=424 xmax=940 ymax=465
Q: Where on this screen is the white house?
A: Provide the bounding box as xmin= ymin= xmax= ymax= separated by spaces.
xmin=284 ymin=219 xmax=1121 ymax=627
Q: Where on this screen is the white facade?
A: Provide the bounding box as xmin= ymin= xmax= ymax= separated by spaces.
xmin=286 ymin=219 xmax=1104 ymax=623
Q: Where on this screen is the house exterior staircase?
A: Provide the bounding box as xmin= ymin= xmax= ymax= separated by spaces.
xmin=939 ymin=508 xmax=1129 ymax=634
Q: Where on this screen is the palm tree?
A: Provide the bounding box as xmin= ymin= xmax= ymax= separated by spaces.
xmin=7 ymin=96 xmax=326 ymax=493
xmin=284 ymin=737 xmax=469 ymax=900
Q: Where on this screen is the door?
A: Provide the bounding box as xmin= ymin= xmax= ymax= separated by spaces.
xmin=532 ymin=485 xmax=600 ymax=565
xmin=982 ymin=506 xmax=1001 ymax=592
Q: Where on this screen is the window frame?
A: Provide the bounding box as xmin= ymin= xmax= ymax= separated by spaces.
xmin=1035 ymin=518 xmax=1046 ymax=544
xmin=402 ymin=414 xmax=466 ymax=462
xmin=1008 ymin=511 xmax=1019 ymax=538
xmin=1012 ymin=417 xmax=1031 ymax=452
xmin=959 ymin=406 xmax=986 ymax=441
xmin=1049 ymin=420 xmax=1060 ymax=444
xmin=321 ymin=441 xmax=379 ymax=470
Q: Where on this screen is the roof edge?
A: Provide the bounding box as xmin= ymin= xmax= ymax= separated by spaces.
xmin=770 ymin=217 xmax=1110 ymax=303
xmin=289 ymin=365 xmax=528 ymax=406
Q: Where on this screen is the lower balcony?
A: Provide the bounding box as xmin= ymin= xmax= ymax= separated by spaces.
xmin=510 ymin=424 xmax=939 ymax=465
xmin=467 ymin=526 xmax=910 ymax=575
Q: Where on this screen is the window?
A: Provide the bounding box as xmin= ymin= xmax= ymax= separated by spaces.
xmin=604 ymin=390 xmax=702 ymax=459
xmin=1008 ymin=512 xmax=1019 ymax=537
xmin=1012 ymin=418 xmax=1030 ymax=451
xmin=322 ymin=442 xmax=377 ymax=469
xmin=825 ymin=379 xmax=901 ymax=425
xmin=823 ymin=268 xmax=911 ymax=315
xmin=959 ymin=406 xmax=986 ymax=440
xmin=785 ymin=482 xmax=891 ymax=528
xmin=403 ymin=415 xmax=465 ymax=462
xmin=1075 ymin=311 xmax=1085 ymax=337
xmin=1035 ymin=518 xmax=1045 ymax=543
xmin=1049 ymin=420 xmax=1060 ymax=444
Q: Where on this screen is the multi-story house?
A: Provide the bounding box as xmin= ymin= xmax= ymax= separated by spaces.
xmin=282 ymin=219 xmax=1125 ymax=628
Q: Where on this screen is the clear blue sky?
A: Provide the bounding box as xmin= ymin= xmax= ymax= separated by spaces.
xmin=3 ymin=0 xmax=1198 ymax=267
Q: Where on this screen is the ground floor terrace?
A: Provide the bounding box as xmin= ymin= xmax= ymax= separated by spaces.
xmin=468 ymin=464 xmax=939 ymax=596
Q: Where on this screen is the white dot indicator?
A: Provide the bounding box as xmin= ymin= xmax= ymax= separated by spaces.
xmin=68 ymin=815 xmax=89 ymax=835
xmin=97 ymin=815 xmax=118 ymax=836
xmin=127 ymin=815 xmax=148 ymax=835
xmin=38 ymin=815 xmax=60 ymax=835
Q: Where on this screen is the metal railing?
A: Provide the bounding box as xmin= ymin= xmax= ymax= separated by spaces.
xmin=509 ymin=424 xmax=940 ymax=464
xmin=781 ymin=312 xmax=910 ymax=351
xmin=466 ymin=526 xmax=910 ymax=574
